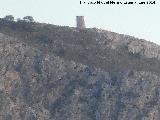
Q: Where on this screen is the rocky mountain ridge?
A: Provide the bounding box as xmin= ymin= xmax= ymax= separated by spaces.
xmin=0 ymin=20 xmax=160 ymax=120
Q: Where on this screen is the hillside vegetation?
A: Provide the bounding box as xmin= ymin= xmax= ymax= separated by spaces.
xmin=0 ymin=17 xmax=160 ymax=120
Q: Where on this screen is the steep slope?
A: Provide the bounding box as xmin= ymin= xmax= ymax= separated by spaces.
xmin=0 ymin=20 xmax=160 ymax=120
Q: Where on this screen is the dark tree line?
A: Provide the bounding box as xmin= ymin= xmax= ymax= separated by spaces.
xmin=1 ymin=15 xmax=34 ymax=23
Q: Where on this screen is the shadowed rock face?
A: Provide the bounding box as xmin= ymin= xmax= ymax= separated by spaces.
xmin=0 ymin=21 xmax=160 ymax=120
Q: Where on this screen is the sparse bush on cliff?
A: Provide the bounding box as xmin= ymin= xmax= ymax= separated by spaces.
xmin=3 ymin=15 xmax=14 ymax=21
xmin=23 ymin=16 xmax=34 ymax=22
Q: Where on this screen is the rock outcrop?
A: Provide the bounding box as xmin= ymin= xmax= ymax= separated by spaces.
xmin=128 ymin=40 xmax=160 ymax=60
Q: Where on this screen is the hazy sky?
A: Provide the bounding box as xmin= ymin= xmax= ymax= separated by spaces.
xmin=0 ymin=0 xmax=160 ymax=44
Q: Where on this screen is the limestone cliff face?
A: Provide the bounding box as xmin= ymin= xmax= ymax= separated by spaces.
xmin=0 ymin=21 xmax=160 ymax=120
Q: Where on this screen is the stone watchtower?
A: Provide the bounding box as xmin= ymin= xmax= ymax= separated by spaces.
xmin=76 ymin=16 xmax=86 ymax=29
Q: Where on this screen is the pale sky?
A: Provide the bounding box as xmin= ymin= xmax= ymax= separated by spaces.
xmin=0 ymin=0 xmax=160 ymax=44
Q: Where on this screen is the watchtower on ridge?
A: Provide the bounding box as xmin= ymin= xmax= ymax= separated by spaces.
xmin=76 ymin=16 xmax=86 ymax=29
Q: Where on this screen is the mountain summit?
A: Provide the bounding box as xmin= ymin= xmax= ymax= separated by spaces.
xmin=0 ymin=19 xmax=160 ymax=120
